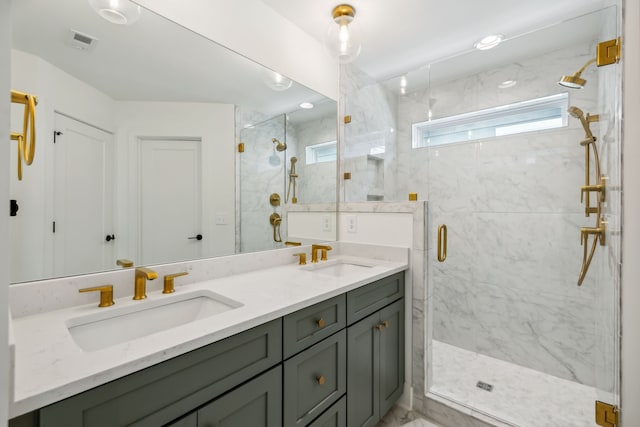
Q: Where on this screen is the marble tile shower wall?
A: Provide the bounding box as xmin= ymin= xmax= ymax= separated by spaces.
xmin=235 ymin=108 xmax=336 ymax=252
xmin=406 ymin=43 xmax=602 ymax=386
xmin=289 ymin=112 xmax=337 ymax=204
xmin=343 ymin=42 xmax=609 ymax=387
xmin=340 ymin=65 xmax=397 ymax=202
xmin=238 ymin=114 xmax=293 ymax=253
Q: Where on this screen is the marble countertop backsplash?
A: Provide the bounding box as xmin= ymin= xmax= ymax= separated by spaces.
xmin=8 ymin=242 xmax=408 ymax=417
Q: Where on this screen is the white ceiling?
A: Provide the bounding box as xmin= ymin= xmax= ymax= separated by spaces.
xmin=262 ymin=0 xmax=610 ymax=80
xmin=11 ymin=0 xmax=328 ymax=118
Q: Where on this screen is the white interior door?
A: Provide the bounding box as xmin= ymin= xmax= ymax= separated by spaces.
xmin=139 ymin=138 xmax=202 ymax=265
xmin=53 ymin=113 xmax=114 ymax=277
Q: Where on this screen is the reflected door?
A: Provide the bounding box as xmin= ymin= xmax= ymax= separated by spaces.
xmin=53 ymin=113 xmax=114 ymax=277
xmin=139 ymin=138 xmax=202 ymax=265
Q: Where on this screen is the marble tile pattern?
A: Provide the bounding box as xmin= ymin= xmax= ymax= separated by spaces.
xmin=341 ymin=34 xmax=621 ymax=426
xmin=340 ymin=65 xmax=398 ymax=202
xmin=238 ymin=114 xmax=292 ymax=253
xmin=289 ymin=110 xmax=337 ymax=204
xmin=344 ymin=44 xmax=617 ymax=387
xmin=429 ymin=340 xmax=611 ymax=427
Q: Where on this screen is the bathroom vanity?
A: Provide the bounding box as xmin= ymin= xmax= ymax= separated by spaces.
xmin=8 ymin=244 xmax=408 ymax=427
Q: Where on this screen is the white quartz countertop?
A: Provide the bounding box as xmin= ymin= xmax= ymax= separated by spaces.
xmin=10 ymin=254 xmax=407 ymax=416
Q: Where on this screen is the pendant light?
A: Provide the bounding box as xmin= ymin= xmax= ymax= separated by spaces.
xmin=324 ymin=4 xmax=361 ymax=64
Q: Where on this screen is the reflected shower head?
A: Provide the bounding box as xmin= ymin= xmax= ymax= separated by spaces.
xmin=272 ymin=138 xmax=287 ymax=152
xmin=290 ymin=157 xmax=297 ymax=164
xmin=558 ymin=58 xmax=596 ymax=89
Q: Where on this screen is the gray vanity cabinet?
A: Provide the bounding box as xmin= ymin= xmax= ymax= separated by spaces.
xmin=283 ymin=329 xmax=346 ymax=427
xmin=346 ymin=272 xmax=405 ymax=427
xmin=38 ymin=319 xmax=282 ymax=427
xmin=197 ymin=365 xmax=282 ymax=427
xmin=12 ymin=271 xmax=406 ymax=427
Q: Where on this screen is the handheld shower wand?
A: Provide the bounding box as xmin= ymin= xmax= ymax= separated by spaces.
xmin=286 ymin=157 xmax=298 ymax=204
xmin=568 ymin=106 xmax=598 ymax=142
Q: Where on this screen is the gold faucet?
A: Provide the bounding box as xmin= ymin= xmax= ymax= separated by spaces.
xmin=133 ymin=267 xmax=158 ymax=300
xmin=311 ymin=244 xmax=332 ymax=263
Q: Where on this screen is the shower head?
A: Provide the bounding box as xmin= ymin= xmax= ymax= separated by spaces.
xmin=568 ymin=106 xmax=584 ymax=119
xmin=272 ymin=138 xmax=287 ymax=152
xmin=558 ymin=58 xmax=596 ymax=89
xmin=568 ymin=105 xmax=599 ymax=141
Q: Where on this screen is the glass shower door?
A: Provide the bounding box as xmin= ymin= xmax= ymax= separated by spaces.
xmin=424 ymin=6 xmax=621 ymax=426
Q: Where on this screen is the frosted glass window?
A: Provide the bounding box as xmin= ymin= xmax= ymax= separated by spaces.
xmin=306 ymin=140 xmax=337 ymax=164
xmin=412 ymin=93 xmax=568 ymax=148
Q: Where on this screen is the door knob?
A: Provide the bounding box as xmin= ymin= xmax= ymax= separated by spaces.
xmin=188 ymin=234 xmax=203 ymax=241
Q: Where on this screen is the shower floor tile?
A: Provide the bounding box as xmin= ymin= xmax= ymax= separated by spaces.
xmin=430 ymin=340 xmax=614 ymax=427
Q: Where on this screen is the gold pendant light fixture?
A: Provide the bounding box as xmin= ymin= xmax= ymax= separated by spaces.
xmin=325 ymin=4 xmax=361 ymax=64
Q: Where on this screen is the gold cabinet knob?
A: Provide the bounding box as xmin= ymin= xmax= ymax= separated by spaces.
xmin=79 ymin=285 xmax=114 ymax=307
xmin=376 ymin=321 xmax=389 ymax=331
xmin=316 ymin=375 xmax=325 ymax=385
xmin=316 ymin=318 xmax=325 ymax=328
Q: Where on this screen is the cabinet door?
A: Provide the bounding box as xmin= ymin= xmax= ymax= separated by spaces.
xmin=197 ymin=365 xmax=282 ymax=427
xmin=284 ymin=330 xmax=346 ymax=427
xmin=346 ymin=312 xmax=380 ymax=427
xmin=307 ymin=395 xmax=346 ymax=427
xmin=378 ymin=299 xmax=405 ymax=417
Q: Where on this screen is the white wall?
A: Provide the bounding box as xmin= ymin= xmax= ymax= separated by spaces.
xmin=115 ymin=102 xmax=236 ymax=262
xmin=10 ymin=50 xmax=116 ymax=283
xmin=0 ymin=0 xmax=11 ymax=423
xmin=621 ymin=0 xmax=640 ymax=424
xmin=133 ymin=0 xmax=338 ymax=101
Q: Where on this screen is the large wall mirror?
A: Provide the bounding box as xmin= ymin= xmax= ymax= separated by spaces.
xmin=9 ymin=0 xmax=337 ymax=283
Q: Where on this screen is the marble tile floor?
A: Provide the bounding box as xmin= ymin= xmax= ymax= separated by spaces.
xmin=430 ymin=340 xmax=612 ymax=427
xmin=375 ymin=405 xmax=441 ymax=427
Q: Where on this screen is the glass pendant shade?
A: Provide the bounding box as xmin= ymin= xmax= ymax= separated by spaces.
xmin=324 ymin=5 xmax=361 ymax=64
xmin=262 ymin=69 xmax=293 ymax=91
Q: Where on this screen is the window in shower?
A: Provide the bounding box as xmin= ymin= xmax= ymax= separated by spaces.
xmin=306 ymin=140 xmax=337 ymax=164
xmin=412 ymin=92 xmax=569 ymax=148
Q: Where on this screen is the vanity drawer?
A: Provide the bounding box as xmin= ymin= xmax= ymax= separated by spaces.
xmin=308 ymin=395 xmax=346 ymax=427
xmin=346 ymin=272 xmax=404 ymax=325
xmin=283 ymin=294 xmax=346 ymax=358
xmin=39 ymin=319 xmax=282 ymax=427
xmin=284 ymin=329 xmax=346 ymax=427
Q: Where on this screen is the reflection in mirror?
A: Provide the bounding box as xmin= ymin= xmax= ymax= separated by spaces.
xmin=9 ymin=0 xmax=337 ymax=283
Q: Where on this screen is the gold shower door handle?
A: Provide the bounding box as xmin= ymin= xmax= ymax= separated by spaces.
xmin=437 ymin=224 xmax=447 ymax=262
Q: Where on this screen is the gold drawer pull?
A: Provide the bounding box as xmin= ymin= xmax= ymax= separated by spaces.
xmin=316 ymin=318 xmax=325 ymax=328
xmin=376 ymin=321 xmax=389 ymax=331
xmin=316 ymin=375 xmax=325 ymax=385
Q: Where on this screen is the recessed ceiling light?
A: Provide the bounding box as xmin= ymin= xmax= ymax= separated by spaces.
xmin=299 ymin=102 xmax=314 ymax=109
xmin=474 ymin=34 xmax=503 ymax=50
xmin=88 ymin=0 xmax=141 ymax=25
xmin=498 ymin=80 xmax=517 ymax=89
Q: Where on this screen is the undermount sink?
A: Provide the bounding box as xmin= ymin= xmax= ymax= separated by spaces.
xmin=304 ymin=259 xmax=374 ymax=277
xmin=66 ymin=290 xmax=243 ymax=352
